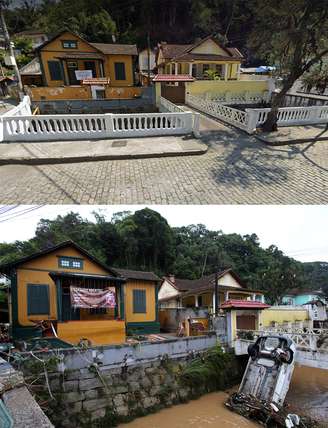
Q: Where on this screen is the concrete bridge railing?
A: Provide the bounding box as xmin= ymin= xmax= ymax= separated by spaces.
xmin=234 ymin=329 xmax=328 ymax=370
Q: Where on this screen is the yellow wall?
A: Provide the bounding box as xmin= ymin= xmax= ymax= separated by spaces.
xmin=105 ymin=54 xmax=134 ymax=87
xmin=39 ymin=30 xmax=134 ymax=88
xmin=28 ymin=85 xmax=143 ymax=101
xmin=260 ymin=308 xmax=309 ymax=327
xmin=57 ymin=319 xmax=125 ymax=345
xmin=186 ymin=79 xmax=269 ymax=95
xmin=124 ymin=280 xmax=157 ymax=323
xmin=16 ymin=246 xmax=110 ymax=327
xmin=40 ymin=31 xmax=101 ymax=87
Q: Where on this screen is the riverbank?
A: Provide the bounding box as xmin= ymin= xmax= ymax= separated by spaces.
xmin=118 ymin=391 xmax=259 ymax=428
xmin=286 ymin=365 xmax=328 ymax=424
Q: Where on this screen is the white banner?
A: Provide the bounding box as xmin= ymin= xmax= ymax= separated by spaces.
xmin=75 ymin=70 xmax=93 ymax=80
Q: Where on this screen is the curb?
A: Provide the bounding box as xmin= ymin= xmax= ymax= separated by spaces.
xmin=0 ymin=147 xmax=208 ymax=166
xmin=255 ymin=134 xmax=328 ymax=146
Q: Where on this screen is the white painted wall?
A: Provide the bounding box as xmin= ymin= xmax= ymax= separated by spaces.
xmin=158 ymin=279 xmax=179 ymax=300
xmin=139 ymin=49 xmax=156 ymax=71
xmin=217 ymin=272 xmax=242 ymax=288
xmin=191 ymin=39 xmax=227 ymax=56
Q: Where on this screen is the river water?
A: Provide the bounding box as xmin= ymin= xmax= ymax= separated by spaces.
xmin=119 ymin=366 xmax=328 ymax=428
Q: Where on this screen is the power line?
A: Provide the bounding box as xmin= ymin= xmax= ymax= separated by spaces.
xmin=0 ymin=205 xmax=44 ymax=223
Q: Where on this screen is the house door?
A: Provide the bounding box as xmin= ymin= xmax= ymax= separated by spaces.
xmin=67 ymin=61 xmax=79 ymax=85
xmin=62 ymin=285 xmax=80 ymax=321
xmin=236 ymin=314 xmax=256 ymax=330
xmin=161 ymin=83 xmax=185 ymax=103
xmin=84 ymin=61 xmax=97 ymax=77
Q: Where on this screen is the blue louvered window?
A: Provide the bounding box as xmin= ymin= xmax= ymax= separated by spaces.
xmin=48 ymin=61 xmax=63 ymax=81
xmin=114 ymin=62 xmax=126 ymax=80
xmin=133 ymin=289 xmax=146 ymax=313
xmin=27 ymin=284 xmax=50 ymax=316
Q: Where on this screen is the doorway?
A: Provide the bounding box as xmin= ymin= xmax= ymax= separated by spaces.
xmin=67 ymin=61 xmax=79 ymax=85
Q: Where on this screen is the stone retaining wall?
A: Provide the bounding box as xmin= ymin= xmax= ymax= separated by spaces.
xmin=15 ymin=337 xmax=239 ymax=427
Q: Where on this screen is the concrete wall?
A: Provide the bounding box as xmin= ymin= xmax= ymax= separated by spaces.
xmin=185 ymin=79 xmax=270 ymax=96
xmin=29 ymin=86 xmax=145 ymax=102
xmin=159 ymin=307 xmax=210 ymax=332
xmin=33 ymin=87 xmax=155 ymax=114
xmin=260 ymin=307 xmax=309 ymax=327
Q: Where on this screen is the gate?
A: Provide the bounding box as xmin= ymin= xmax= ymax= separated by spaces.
xmin=162 ymin=83 xmax=185 ymax=103
xmin=236 ymin=315 xmax=256 ymax=330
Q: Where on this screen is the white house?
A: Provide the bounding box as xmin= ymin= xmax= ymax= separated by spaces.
xmin=159 ymin=269 xmax=265 ymax=311
xmin=138 ymin=48 xmax=156 ymax=72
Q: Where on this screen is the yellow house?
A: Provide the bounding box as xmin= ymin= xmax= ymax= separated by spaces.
xmin=0 ymin=241 xmax=160 ymax=346
xmin=156 ymin=35 xmax=244 ymax=80
xmin=32 ymin=30 xmax=137 ymax=100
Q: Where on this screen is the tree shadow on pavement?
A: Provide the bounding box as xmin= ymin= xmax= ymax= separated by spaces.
xmin=200 ymin=128 xmax=292 ymax=188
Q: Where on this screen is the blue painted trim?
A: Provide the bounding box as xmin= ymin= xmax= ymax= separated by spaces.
xmin=0 ymin=399 xmax=13 ymax=428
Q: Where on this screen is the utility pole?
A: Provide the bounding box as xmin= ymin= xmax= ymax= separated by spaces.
xmin=0 ymin=2 xmax=23 ymax=93
xmin=147 ymin=31 xmax=151 ymax=86
xmin=214 ymin=270 xmax=219 ymax=316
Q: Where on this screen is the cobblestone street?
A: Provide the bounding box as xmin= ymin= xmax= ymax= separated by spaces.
xmin=0 ymin=114 xmax=327 ymax=204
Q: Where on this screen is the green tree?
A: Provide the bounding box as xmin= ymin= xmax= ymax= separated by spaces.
xmin=248 ymin=0 xmax=328 ymax=131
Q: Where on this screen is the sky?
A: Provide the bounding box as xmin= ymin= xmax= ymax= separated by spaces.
xmin=0 ymin=205 xmax=327 ymax=263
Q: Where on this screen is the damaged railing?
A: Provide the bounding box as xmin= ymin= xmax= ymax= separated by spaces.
xmin=236 ymin=329 xmax=328 ymax=351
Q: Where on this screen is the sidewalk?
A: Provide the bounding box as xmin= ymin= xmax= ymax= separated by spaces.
xmin=0 ymin=135 xmax=207 ymax=165
xmin=256 ymin=124 xmax=328 ymax=146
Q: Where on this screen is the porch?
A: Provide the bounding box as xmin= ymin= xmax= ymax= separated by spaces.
xmin=54 ymin=53 xmax=105 ymax=86
xmin=179 ymin=288 xmax=265 ymax=312
xmin=162 ymin=61 xmax=240 ymax=81
xmin=49 ymin=271 xmax=126 ymax=345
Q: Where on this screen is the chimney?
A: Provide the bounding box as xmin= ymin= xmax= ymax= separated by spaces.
xmin=168 ymin=274 xmax=175 ymax=284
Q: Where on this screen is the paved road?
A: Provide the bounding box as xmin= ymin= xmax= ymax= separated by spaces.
xmin=0 ymin=112 xmax=327 ymax=204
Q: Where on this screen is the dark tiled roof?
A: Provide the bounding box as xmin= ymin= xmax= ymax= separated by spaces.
xmin=0 ymin=240 xmax=118 ymax=277
xmin=114 ymin=268 xmax=160 ymax=282
xmin=90 ymin=43 xmax=137 ymax=55
xmin=160 ymin=43 xmax=193 ymax=60
xmin=158 ymin=36 xmax=244 ymax=63
xmin=171 ymin=270 xmax=246 ymax=292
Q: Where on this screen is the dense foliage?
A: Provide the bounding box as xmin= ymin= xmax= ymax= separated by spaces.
xmin=0 ymin=208 xmax=326 ymax=303
xmin=6 ymin=0 xmax=263 ymax=63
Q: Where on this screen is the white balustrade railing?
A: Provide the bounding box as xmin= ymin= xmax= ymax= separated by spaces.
xmin=159 ymin=96 xmax=185 ymax=113
xmin=236 ymin=329 xmax=327 ymax=351
xmin=159 ymin=96 xmax=200 ymax=137
xmin=1 ymin=111 xmax=195 ymax=142
xmin=186 ymin=93 xmax=249 ymax=132
xmin=2 ymin=95 xmax=32 ymax=117
xmin=186 ymin=93 xmax=328 ymax=134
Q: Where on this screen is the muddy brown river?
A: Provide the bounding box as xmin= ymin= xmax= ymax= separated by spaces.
xmin=120 ymin=366 xmax=328 ymax=428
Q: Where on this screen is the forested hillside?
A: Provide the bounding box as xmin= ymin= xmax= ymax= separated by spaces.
xmin=0 ymin=208 xmax=326 ymax=304
xmin=6 ymin=0 xmax=263 ymax=64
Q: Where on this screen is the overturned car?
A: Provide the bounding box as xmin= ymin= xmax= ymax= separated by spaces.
xmin=226 ymin=335 xmax=300 ymax=427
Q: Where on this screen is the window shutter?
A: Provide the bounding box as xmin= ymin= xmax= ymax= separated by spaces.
xmin=114 ymin=62 xmax=126 ymax=80
xmin=27 ymin=284 xmax=50 ymax=315
xmin=48 ymin=61 xmax=63 ymax=81
xmin=133 ymin=289 xmax=146 ymax=313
